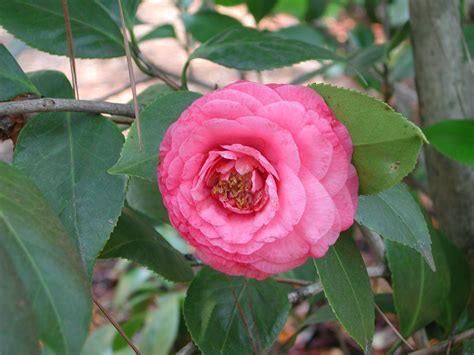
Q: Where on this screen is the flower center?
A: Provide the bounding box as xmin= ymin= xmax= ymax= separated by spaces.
xmin=208 ymin=167 xmax=268 ymax=214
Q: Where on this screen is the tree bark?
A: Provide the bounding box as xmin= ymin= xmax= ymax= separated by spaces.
xmin=409 ymin=0 xmax=474 ymax=306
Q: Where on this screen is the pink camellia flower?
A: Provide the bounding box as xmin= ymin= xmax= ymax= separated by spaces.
xmin=158 ymin=81 xmax=358 ymax=279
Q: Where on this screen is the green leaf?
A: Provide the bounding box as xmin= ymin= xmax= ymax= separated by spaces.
xmin=356 ymin=183 xmax=435 ymax=270
xmin=314 ymin=234 xmax=375 ymax=354
xmin=348 ymin=44 xmax=386 ymax=74
xmin=0 ymin=162 xmax=91 ymax=355
xmin=80 ymin=325 xmax=116 ymax=355
xmin=135 ymin=83 xmax=174 ymax=107
xmin=139 ymin=24 xmax=176 ymax=42
xmin=273 ymin=0 xmax=307 ymax=19
xmin=13 ymin=113 xmax=127 ymax=277
xmin=311 ymin=84 xmax=425 ymax=194
xmin=215 ymin=0 xmax=245 ymax=5
xmin=273 ymin=24 xmax=328 ymax=47
xmin=182 ymin=10 xmax=242 ymax=43
xmin=246 ymin=0 xmax=277 ymax=23
xmin=280 ymin=257 xmax=318 ymax=281
xmin=186 ymin=27 xmax=342 ymax=73
xmin=27 ymin=70 xmax=74 ymax=99
xmin=424 ymin=120 xmax=474 ymax=166
xmin=100 ymin=208 xmax=194 ymax=282
xmin=98 ymin=0 xmax=141 ymax=29
xmin=374 ymin=293 xmax=396 ymax=314
xmin=464 ymin=25 xmax=474 ymax=57
xmin=126 ymin=177 xmax=169 ymax=223
xmin=464 ymin=339 xmax=474 ymax=355
xmin=109 ymin=91 xmax=201 ymax=181
xmin=305 ymin=0 xmax=328 ymax=21
xmin=113 ymin=267 xmax=153 ymax=310
xmin=139 ymin=294 xmax=181 ymax=355
xmin=0 ymin=247 xmax=41 ymax=355
xmin=0 ymin=44 xmax=39 ymax=101
xmin=0 ymin=0 xmax=124 ymax=58
xmin=184 ymin=267 xmax=290 ymax=355
xmin=386 ymin=235 xmax=450 ymax=337
xmin=436 ymin=233 xmax=472 ymax=332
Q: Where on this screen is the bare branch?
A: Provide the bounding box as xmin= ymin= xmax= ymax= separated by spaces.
xmin=409 ymin=328 xmax=474 ymax=355
xmin=0 ymin=98 xmax=139 ymax=119
xmin=287 ymin=265 xmax=386 ymax=304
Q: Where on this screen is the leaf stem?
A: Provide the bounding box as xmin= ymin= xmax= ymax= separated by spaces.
xmin=409 ymin=328 xmax=474 ymax=354
xmin=93 ymin=295 xmax=141 ymax=355
xmin=117 ymin=0 xmax=142 ymax=149
xmin=375 ymin=303 xmax=414 ymax=350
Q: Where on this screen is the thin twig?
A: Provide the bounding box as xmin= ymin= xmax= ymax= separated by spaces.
xmin=93 ymin=296 xmax=141 ymax=355
xmin=62 ymin=0 xmax=80 ymax=99
xmin=0 ymin=98 xmax=138 ymax=118
xmin=273 ymin=277 xmax=312 ymax=287
xmin=409 ymin=328 xmax=474 ymax=355
xmin=375 ymin=303 xmax=414 ymax=350
xmin=117 ymin=0 xmax=142 ymax=149
xmin=287 ymin=265 xmax=386 ymax=304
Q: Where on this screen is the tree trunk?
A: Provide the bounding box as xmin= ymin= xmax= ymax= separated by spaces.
xmin=409 ymin=0 xmax=474 ymax=305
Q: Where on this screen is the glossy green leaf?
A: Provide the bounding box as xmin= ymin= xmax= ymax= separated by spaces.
xmin=100 ymin=208 xmax=194 ymax=282
xmin=182 ymin=10 xmax=242 ymax=43
xmin=436 ymin=233 xmax=472 ymax=332
xmin=0 ymin=0 xmax=124 ymax=58
xmin=109 ymin=91 xmax=201 ymax=181
xmin=386 ymin=235 xmax=450 ymax=337
xmin=356 ymin=183 xmax=434 ymax=270
xmin=135 ymin=83 xmax=174 ymax=107
xmin=0 ymin=162 xmax=91 ymax=355
xmin=187 ymin=27 xmax=342 ymax=73
xmin=139 ymin=294 xmax=181 ymax=355
xmin=273 ymin=0 xmax=307 ymax=19
xmin=126 ymin=177 xmax=169 ymax=223
xmin=0 ymin=44 xmax=39 ymax=101
xmin=424 ymin=120 xmax=474 ymax=166
xmin=273 ymin=24 xmax=327 ymax=47
xmin=0 ymin=247 xmax=41 ymax=355
xmin=14 ymin=113 xmax=127 ymax=277
xmin=311 ymin=84 xmax=425 ymax=194
xmin=27 ymin=70 xmax=73 ymax=99
xmin=139 ymin=24 xmax=176 ymax=42
xmin=184 ymin=267 xmax=290 ymax=355
xmin=314 ymin=235 xmax=374 ymax=354
xmin=113 ymin=314 xmax=146 ymax=351
xmin=246 ymin=0 xmax=277 ymax=22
